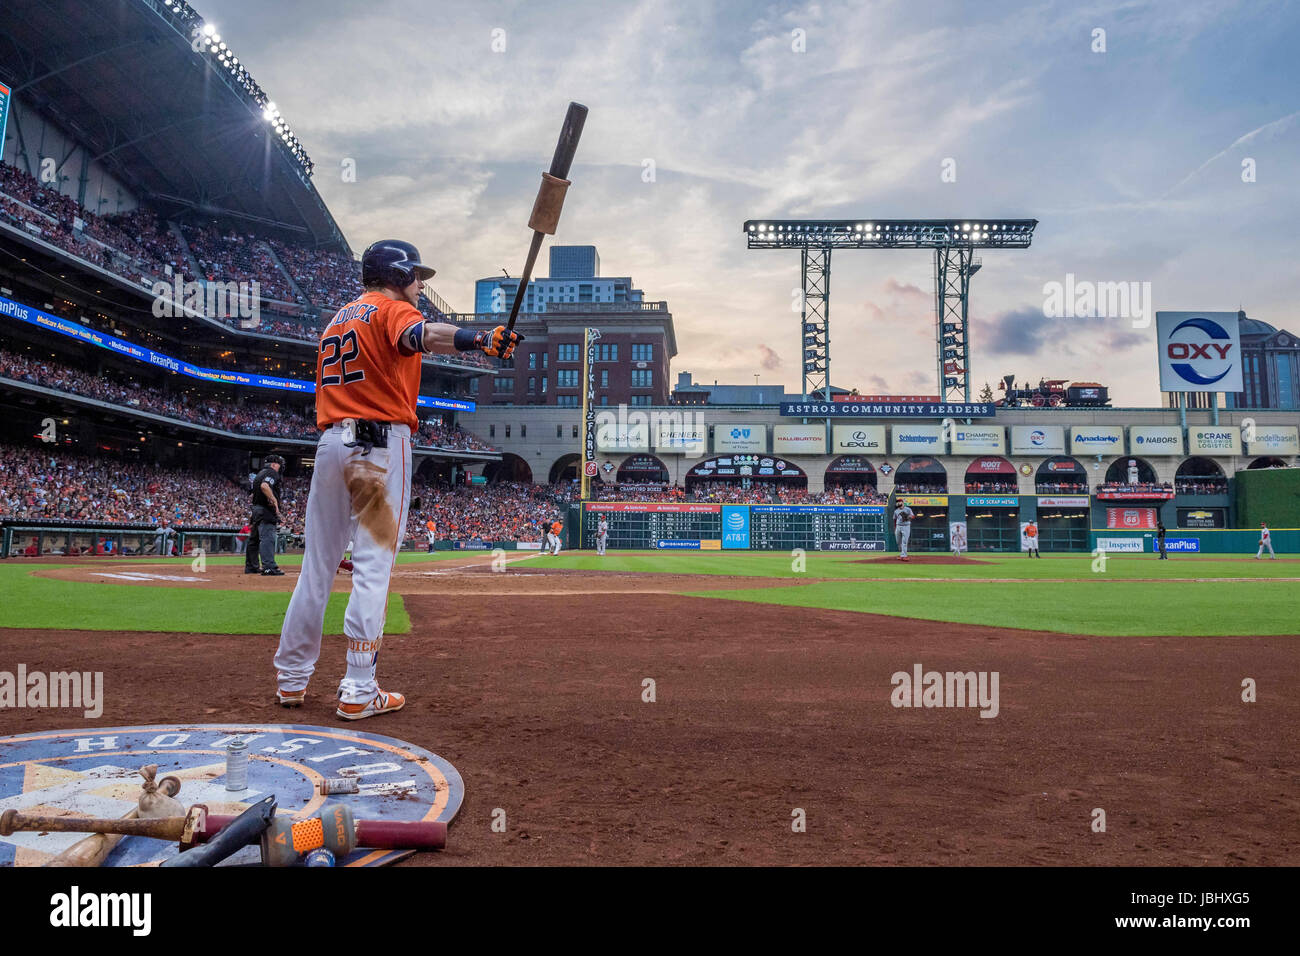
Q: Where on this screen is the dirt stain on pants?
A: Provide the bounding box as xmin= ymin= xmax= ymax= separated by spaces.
xmin=345 ymin=459 xmax=398 ymax=552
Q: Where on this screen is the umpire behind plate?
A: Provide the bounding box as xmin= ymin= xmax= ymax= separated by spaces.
xmin=272 ymin=240 xmax=521 ymax=720
xmin=245 ymin=454 xmax=286 ymax=576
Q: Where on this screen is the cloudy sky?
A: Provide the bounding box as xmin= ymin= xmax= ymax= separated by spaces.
xmin=201 ymin=0 xmax=1300 ymax=406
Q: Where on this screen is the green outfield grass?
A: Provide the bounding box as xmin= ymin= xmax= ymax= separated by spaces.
xmin=538 ymin=551 xmax=1300 ymax=636
xmin=0 ymin=562 xmax=409 ymax=635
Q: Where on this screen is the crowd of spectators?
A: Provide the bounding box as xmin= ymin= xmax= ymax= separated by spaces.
xmin=416 ymin=419 xmax=495 ymax=453
xmin=1174 ymin=477 xmax=1229 ymax=495
xmin=964 ymin=479 xmax=1018 ymax=494
xmin=1034 ymin=480 xmax=1088 ymax=494
xmin=404 ymin=480 xmax=573 ymax=542
xmin=0 ymin=348 xmax=319 ymax=439
xmin=1 ymin=162 xmax=190 ymax=287
xmin=893 ymin=481 xmax=948 ymax=495
xmin=0 ymin=442 xmax=281 ymax=528
xmin=270 ymin=240 xmax=361 ymax=309
xmin=179 ymin=223 xmax=298 ymax=302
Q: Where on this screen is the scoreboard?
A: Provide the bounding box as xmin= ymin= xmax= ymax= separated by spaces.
xmin=749 ymin=504 xmax=887 ymax=551
xmin=580 ymin=502 xmax=887 ymax=551
xmin=581 ymin=502 xmax=721 ymax=550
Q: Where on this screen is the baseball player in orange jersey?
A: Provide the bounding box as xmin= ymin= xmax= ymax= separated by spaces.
xmin=273 ymin=240 xmax=520 ymax=719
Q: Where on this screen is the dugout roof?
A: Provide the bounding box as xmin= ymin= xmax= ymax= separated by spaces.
xmin=0 ymin=0 xmax=351 ymax=253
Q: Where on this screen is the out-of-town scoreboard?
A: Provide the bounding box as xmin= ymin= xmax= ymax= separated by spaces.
xmin=580 ymin=502 xmax=887 ymax=551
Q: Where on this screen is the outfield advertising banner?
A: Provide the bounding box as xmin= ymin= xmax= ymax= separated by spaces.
xmin=652 ymin=421 xmax=706 ymax=456
xmin=1130 ymin=425 xmax=1184 ymax=455
xmin=772 ymin=424 xmax=827 ymax=455
xmin=891 ymin=424 xmax=945 ymax=455
xmin=1107 ymin=507 xmax=1157 ymax=529
xmin=1096 ymin=537 xmax=1146 ymax=553
xmin=713 ymin=424 xmax=766 ymax=454
xmin=1162 ymin=537 xmax=1201 ymax=553
xmin=721 ymin=505 xmax=750 ymax=549
xmin=1156 ymin=311 xmax=1244 ymax=393
xmin=1070 ymin=425 xmax=1125 ymax=455
xmin=1010 ymin=425 xmax=1066 ymax=455
xmin=1037 ymin=496 xmax=1089 ymax=508
xmin=1187 ymin=426 xmax=1241 ymax=456
xmin=950 ymin=426 xmax=1005 ymax=455
xmin=831 ymin=425 xmax=886 ymax=454
xmin=596 ymin=421 xmax=650 ymax=452
xmin=1244 ymin=424 xmax=1299 ymax=456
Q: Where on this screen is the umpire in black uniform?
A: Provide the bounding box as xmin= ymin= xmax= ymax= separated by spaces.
xmin=245 ymin=455 xmax=286 ymax=576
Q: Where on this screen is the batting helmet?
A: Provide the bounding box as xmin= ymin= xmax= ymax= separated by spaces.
xmin=361 ymin=240 xmax=436 ymax=289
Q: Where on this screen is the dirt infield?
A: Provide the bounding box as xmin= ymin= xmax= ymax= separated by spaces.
xmin=2 ymin=563 xmax=1296 ymax=866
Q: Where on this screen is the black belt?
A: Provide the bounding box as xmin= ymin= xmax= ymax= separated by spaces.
xmin=340 ymin=419 xmax=390 ymax=455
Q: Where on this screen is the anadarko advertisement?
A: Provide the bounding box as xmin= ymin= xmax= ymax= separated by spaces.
xmin=890 ymin=424 xmax=945 ymax=454
xmin=1187 ymin=426 xmax=1241 ymax=456
xmin=1129 ymin=425 xmax=1184 ymax=455
xmin=1010 ymin=425 xmax=1066 ymax=455
xmin=772 ymin=424 xmax=827 ymax=455
xmin=713 ymin=424 xmax=767 ymax=454
xmin=1070 ymin=425 xmax=1124 ymax=455
xmin=831 ymin=425 xmax=886 ymax=454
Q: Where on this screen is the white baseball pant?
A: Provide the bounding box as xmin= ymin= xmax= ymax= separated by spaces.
xmin=597 ymin=531 xmax=608 ymax=555
xmin=1257 ymin=539 xmax=1275 ymax=558
xmin=896 ymin=524 xmax=911 ymax=558
xmin=273 ymin=423 xmax=411 ymax=705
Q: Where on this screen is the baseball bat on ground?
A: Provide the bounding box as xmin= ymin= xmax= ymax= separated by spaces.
xmin=41 ymin=766 xmax=181 ymax=867
xmin=503 ymin=101 xmax=589 ymax=336
xmin=2 ymin=806 xmax=446 ymax=851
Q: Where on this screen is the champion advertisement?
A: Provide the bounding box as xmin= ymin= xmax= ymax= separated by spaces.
xmin=1156 ymin=311 xmax=1244 ymax=393
xmin=949 ymin=426 xmax=1006 ymax=455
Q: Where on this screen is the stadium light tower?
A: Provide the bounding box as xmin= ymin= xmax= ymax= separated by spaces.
xmin=743 ymin=219 xmax=1038 ymax=403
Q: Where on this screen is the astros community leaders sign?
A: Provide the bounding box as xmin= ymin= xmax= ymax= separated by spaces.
xmin=780 ymin=401 xmax=995 ymax=417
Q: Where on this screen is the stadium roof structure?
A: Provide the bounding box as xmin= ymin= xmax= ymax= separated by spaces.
xmin=0 ymin=0 xmax=350 ymax=253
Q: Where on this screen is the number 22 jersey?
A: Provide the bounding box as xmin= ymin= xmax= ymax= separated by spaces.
xmin=314 ymin=291 xmax=425 ymax=430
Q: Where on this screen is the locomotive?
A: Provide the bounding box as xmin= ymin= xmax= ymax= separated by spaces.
xmin=996 ymin=375 xmax=1110 ymax=408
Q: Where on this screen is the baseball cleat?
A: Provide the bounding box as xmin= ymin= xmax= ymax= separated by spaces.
xmin=244 ymin=567 xmax=261 ymax=574
xmin=336 ymin=689 xmax=406 ymax=721
xmin=276 ymin=688 xmax=306 ymax=708
xmin=261 ymin=566 xmax=285 ymax=576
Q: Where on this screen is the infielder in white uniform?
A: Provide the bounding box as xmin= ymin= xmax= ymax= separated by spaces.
xmin=894 ymin=502 xmax=915 ymax=561
xmin=272 ymin=240 xmax=519 ymax=719
xmin=1257 ymin=522 xmax=1276 ymax=559
xmin=596 ymin=515 xmax=609 ymax=555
